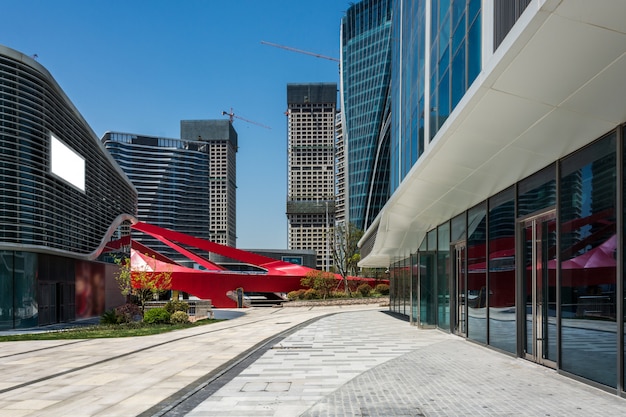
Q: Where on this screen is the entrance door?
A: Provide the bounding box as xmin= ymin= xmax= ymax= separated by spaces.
xmin=453 ymin=242 xmax=466 ymax=337
xmin=520 ymin=210 xmax=557 ymax=367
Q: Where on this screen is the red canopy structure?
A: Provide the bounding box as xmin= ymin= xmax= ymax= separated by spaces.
xmin=123 ymin=222 xmax=382 ymax=307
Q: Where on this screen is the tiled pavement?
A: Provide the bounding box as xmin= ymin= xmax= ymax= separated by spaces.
xmin=185 ymin=309 xmax=626 ymax=417
xmin=1 ymin=305 xmax=625 ymax=416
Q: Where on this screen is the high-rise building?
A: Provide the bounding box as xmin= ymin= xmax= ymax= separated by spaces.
xmin=103 ymin=132 xmax=211 ymax=260
xmin=359 ymin=0 xmax=626 ymax=395
xmin=340 ymin=0 xmax=393 ymax=231
xmin=334 ymin=110 xmax=346 ymax=226
xmin=103 ymin=120 xmax=237 ymax=261
xmin=180 ymin=120 xmax=238 ymax=248
xmin=286 ymin=83 xmax=337 ymax=271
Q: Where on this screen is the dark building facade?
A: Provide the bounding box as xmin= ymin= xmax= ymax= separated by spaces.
xmin=102 ymin=132 xmax=212 ymax=260
xmin=0 ymin=45 xmax=137 ymax=329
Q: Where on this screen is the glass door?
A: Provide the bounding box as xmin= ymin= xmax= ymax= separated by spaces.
xmin=453 ymin=242 xmax=466 ymax=337
xmin=520 ymin=210 xmax=557 ymax=368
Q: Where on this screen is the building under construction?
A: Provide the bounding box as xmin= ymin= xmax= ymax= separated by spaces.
xmin=286 ymin=83 xmax=337 ymax=271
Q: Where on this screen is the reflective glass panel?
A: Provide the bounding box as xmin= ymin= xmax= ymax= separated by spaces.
xmin=14 ymin=251 xmax=38 ymax=328
xmin=560 ymin=134 xmax=617 ymax=388
xmin=467 ymin=202 xmax=487 ymax=343
xmin=411 ymin=253 xmax=419 ymax=323
xmin=438 ymin=222 xmax=451 ymax=330
xmin=488 ymin=188 xmax=516 ymax=353
xmin=420 ymin=229 xmax=438 ymax=326
xmin=518 ymin=164 xmax=556 ymax=216
xmin=0 ymin=251 xmax=13 ymax=330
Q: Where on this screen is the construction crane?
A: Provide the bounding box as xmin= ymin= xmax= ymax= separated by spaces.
xmin=221 ymin=108 xmax=271 ymax=130
xmin=261 ymin=40 xmax=339 ymax=63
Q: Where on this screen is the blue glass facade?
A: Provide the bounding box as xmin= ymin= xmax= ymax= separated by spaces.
xmin=341 ymin=0 xmax=393 ymax=230
xmin=391 ymin=0 xmax=481 ymax=191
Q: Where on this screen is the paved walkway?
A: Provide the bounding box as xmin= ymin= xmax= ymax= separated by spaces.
xmin=0 ymin=306 xmax=625 ymax=416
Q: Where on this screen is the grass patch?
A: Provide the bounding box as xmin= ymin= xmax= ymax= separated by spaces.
xmin=0 ymin=318 xmax=223 ymax=342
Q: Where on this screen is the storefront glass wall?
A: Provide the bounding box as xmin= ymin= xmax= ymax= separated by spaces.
xmin=388 ymin=128 xmax=625 ymax=392
xmin=0 ymin=251 xmax=13 ymax=330
xmin=419 ymin=229 xmax=438 ymax=326
xmin=488 ymin=187 xmax=516 ymax=353
xmin=437 ymin=222 xmax=450 ymax=330
xmin=560 ymin=133 xmax=617 ymax=388
xmin=13 ymin=251 xmax=38 ymax=328
xmin=410 ymin=253 xmax=418 ymax=323
xmin=467 ymin=202 xmax=487 ymax=343
xmin=403 ymin=255 xmax=412 ymax=316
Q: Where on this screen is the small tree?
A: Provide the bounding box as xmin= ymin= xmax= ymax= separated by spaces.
xmin=301 ymin=270 xmax=337 ymax=299
xmin=114 ymin=254 xmax=173 ymax=313
xmin=332 ymin=222 xmax=364 ymax=294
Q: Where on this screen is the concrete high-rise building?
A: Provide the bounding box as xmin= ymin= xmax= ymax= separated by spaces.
xmin=334 ymin=110 xmax=346 ymax=226
xmin=340 ymin=0 xmax=393 ymax=231
xmin=286 ymin=83 xmax=337 ymax=271
xmin=180 ymin=120 xmax=238 ymax=248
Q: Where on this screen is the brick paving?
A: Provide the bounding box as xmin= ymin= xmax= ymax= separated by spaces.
xmin=1 ymin=306 xmax=625 ymax=416
xmin=186 ymin=309 xmax=626 ymax=417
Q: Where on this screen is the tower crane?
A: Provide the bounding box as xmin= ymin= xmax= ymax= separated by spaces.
xmin=221 ymin=108 xmax=271 ymax=130
xmin=260 ymin=40 xmax=339 ymax=63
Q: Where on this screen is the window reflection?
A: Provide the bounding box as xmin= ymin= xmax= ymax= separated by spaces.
xmin=467 ymin=203 xmax=487 ymax=343
xmin=488 ymin=188 xmax=516 ymax=353
xmin=560 ymin=134 xmax=617 ymax=388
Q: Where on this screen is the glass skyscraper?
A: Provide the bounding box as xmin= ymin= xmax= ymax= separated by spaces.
xmin=360 ymin=0 xmax=626 ymax=396
xmin=340 ymin=0 xmax=393 ymax=231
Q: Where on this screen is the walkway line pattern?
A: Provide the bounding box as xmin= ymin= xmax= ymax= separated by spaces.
xmin=187 ymin=310 xmax=626 ymax=417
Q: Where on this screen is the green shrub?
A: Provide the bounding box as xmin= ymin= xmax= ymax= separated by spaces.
xmin=287 ymin=289 xmax=306 ymax=300
xmin=165 ymin=300 xmax=189 ymax=314
xmin=115 ymin=303 xmax=142 ymax=323
xmin=100 ymin=309 xmax=121 ymax=325
xmin=375 ymin=283 xmax=390 ymax=295
xmin=303 ymin=288 xmax=319 ymax=300
xmin=331 ymin=291 xmax=348 ymax=298
xmin=357 ymin=283 xmax=372 ymax=297
xmin=301 ymin=271 xmax=337 ymax=299
xmin=170 ymin=311 xmax=189 ymax=324
xmin=143 ymin=307 xmax=171 ymax=324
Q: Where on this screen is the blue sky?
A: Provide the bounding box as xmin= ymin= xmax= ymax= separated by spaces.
xmin=2 ymin=0 xmax=348 ymax=249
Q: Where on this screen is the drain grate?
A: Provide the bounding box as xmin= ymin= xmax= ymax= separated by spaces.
xmin=271 ymin=344 xmax=313 ymax=350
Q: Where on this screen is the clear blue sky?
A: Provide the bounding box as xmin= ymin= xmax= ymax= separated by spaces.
xmin=2 ymin=0 xmax=348 ymax=249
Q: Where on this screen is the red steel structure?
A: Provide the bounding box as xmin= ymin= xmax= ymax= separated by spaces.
xmin=124 ymin=222 xmax=382 ymax=307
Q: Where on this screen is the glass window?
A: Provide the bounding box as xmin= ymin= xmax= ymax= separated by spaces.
xmin=488 ymin=187 xmax=516 ymax=353
xmin=0 ymin=251 xmax=14 ymax=330
xmin=451 ymin=212 xmax=466 ymax=242
xmin=560 ymin=133 xmax=617 ymax=388
xmin=451 ymin=45 xmax=466 ymax=109
xmin=467 ymin=202 xmax=487 ymax=343
xmin=518 ymin=164 xmax=556 ymax=217
xmin=14 ymin=251 xmax=38 ymax=328
xmin=420 ymin=229 xmax=438 ymax=326
xmin=411 ymin=252 xmax=419 ymax=323
xmin=438 ymin=222 xmax=451 ymax=330
xmin=467 ymin=14 xmax=482 ymax=85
